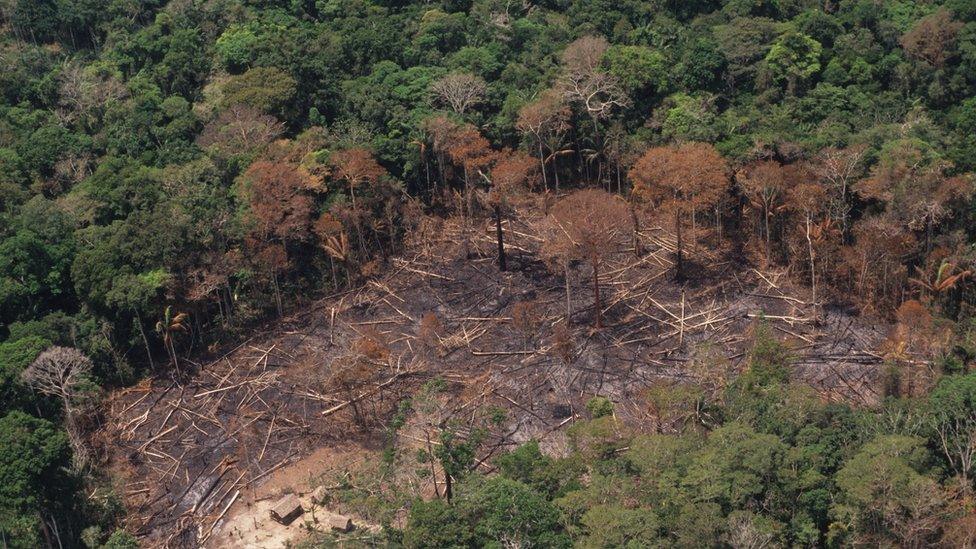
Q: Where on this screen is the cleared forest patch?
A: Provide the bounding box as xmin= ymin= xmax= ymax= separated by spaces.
xmin=102 ymin=206 xmax=889 ymax=546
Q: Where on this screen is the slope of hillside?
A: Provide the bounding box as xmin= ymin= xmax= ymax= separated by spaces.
xmin=104 ymin=205 xmax=887 ymax=546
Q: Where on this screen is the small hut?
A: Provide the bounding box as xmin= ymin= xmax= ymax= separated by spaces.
xmin=269 ymin=494 xmax=303 ymax=525
xmin=328 ymin=514 xmax=354 ymax=533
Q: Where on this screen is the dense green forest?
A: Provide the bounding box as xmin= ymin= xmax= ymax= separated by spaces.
xmin=4 ymin=0 xmax=976 ymax=546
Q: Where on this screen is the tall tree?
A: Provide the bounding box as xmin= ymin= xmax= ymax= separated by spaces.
xmin=787 ymin=166 xmax=828 ymax=304
xmin=22 ymin=346 xmax=96 ymax=467
xmin=900 ymin=8 xmax=964 ymax=68
xmin=429 ymin=119 xmax=494 ymax=259
xmin=430 ymin=72 xmax=487 ymax=117
xmin=629 ymin=143 xmax=729 ymax=280
xmin=815 ymin=145 xmax=866 ymax=235
xmin=329 ymin=147 xmax=388 ymax=210
xmin=549 ymin=189 xmax=631 ymax=328
xmin=855 ymin=140 xmax=973 ymax=253
xmin=485 ymin=150 xmax=537 ymax=271
xmin=560 ymin=36 xmax=629 ymax=121
xmin=737 ymin=160 xmax=788 ymax=264
xmin=516 ymin=90 xmax=571 ymax=191
xmin=155 ymin=306 xmax=188 ymax=375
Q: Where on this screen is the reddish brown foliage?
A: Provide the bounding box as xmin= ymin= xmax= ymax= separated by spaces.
xmin=329 ymin=148 xmax=388 ymax=206
xmin=629 ymin=142 xmax=729 ymax=278
xmin=843 ymin=215 xmax=917 ymax=312
xmin=900 ymin=8 xmax=964 ymax=67
xmin=489 ymin=150 xmax=538 ymax=204
xmin=242 ymin=158 xmax=316 ymax=242
xmin=856 ymin=142 xmax=973 ymax=241
xmin=550 ymin=189 xmax=631 ymax=327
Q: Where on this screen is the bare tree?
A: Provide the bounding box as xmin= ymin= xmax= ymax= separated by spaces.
xmin=430 ymin=72 xmax=488 ymax=116
xmin=516 ymin=90 xmax=571 ymax=190
xmin=560 ymin=36 xmax=629 ymax=121
xmin=23 ymin=347 xmax=97 ymax=467
xmin=787 ymin=167 xmax=828 ymax=304
xmin=816 ymin=144 xmax=866 ymax=234
xmin=57 ymin=61 xmax=128 ymax=130
xmin=197 ymin=104 xmax=285 ymax=158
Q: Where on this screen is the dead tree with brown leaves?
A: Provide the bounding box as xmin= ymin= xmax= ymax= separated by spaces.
xmin=484 ymin=150 xmax=538 ymax=271
xmin=549 ymin=189 xmax=631 ymax=328
xmin=328 ymin=147 xmax=388 ymax=210
xmin=630 ymin=143 xmax=729 ymax=281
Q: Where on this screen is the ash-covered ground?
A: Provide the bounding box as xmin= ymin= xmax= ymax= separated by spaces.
xmin=103 ymin=207 xmax=887 ymax=546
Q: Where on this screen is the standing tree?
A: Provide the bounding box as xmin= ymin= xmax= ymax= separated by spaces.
xmin=900 ymin=8 xmax=964 ymax=68
xmin=516 ymin=90 xmax=571 ymax=191
xmin=242 ymin=156 xmax=316 ymax=243
xmin=787 ymin=166 xmax=828 ymax=304
xmin=815 ymin=144 xmax=866 ymax=235
xmin=430 ymin=72 xmax=488 ymax=116
xmin=197 ymin=104 xmax=284 ymax=161
xmin=22 ymin=347 xmax=96 ymax=467
xmin=549 ymin=189 xmax=631 ymax=328
xmin=855 ymin=140 xmax=973 ymax=254
xmin=737 ymin=160 xmax=789 ymax=264
xmin=155 ymin=306 xmax=189 ymax=374
xmin=438 ymin=122 xmax=494 ymax=259
xmin=328 ymin=147 xmax=388 ymax=210
xmin=560 ymin=36 xmax=629 ymax=122
xmin=241 ymin=149 xmax=318 ymax=307
xmin=764 ymin=32 xmax=822 ymax=95
xmin=485 ymin=150 xmax=537 ymax=271
xmin=559 ymin=35 xmax=630 ymax=184
xmin=629 ymin=143 xmax=729 ymax=280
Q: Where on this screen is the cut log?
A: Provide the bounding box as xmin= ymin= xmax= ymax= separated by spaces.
xmin=269 ymin=494 xmax=303 ymax=525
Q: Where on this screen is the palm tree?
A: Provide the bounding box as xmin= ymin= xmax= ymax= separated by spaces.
xmin=156 ymin=306 xmax=189 ymax=374
xmin=910 ymin=262 xmax=972 ymax=300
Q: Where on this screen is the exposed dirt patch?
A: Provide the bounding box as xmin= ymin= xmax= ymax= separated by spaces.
xmin=209 ymin=444 xmax=380 ymax=548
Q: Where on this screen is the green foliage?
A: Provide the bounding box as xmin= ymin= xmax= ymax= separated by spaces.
xmin=604 ymin=45 xmax=668 ymax=95
xmin=0 ymin=336 xmax=50 ymax=411
xmin=585 ymin=396 xmax=614 ymax=418
xmin=659 ymin=93 xmax=719 ymax=142
xmin=3 ymin=0 xmax=976 ymax=545
xmin=0 ymin=411 xmax=73 ymax=548
xmin=221 ymin=67 xmax=298 ymax=116
xmin=215 ymin=24 xmax=264 ymax=73
xmin=764 ymin=31 xmax=823 ymax=94
xmin=403 ymin=499 xmax=472 ymax=548
xmin=454 ymin=476 xmax=570 ymax=548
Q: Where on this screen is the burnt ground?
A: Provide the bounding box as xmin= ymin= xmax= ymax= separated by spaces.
xmin=101 ymin=205 xmax=888 ymax=547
